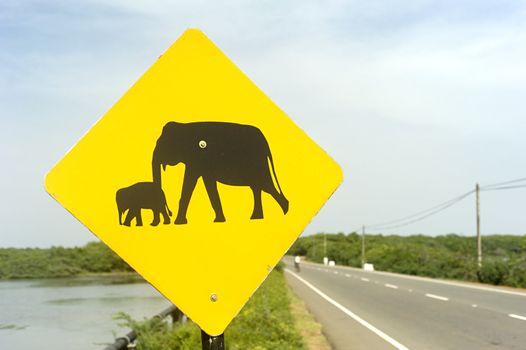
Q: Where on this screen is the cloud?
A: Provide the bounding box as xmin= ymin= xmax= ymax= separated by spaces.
xmin=1 ymin=0 xmax=526 ymax=246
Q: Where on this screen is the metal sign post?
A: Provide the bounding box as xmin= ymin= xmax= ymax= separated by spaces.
xmin=201 ymin=330 xmax=225 ymax=350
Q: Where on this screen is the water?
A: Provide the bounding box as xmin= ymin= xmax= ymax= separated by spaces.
xmin=0 ymin=275 xmax=171 ymax=349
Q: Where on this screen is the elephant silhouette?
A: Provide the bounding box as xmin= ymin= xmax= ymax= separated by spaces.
xmin=152 ymin=121 xmax=289 ymax=224
xmin=116 ymin=182 xmax=172 ymax=226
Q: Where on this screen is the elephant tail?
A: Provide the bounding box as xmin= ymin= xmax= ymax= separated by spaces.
xmin=166 ymin=203 xmax=172 ymax=217
xmin=268 ymin=150 xmax=289 ymax=214
xmin=267 ymin=150 xmax=284 ymax=196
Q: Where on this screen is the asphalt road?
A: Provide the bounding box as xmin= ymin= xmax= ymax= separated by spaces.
xmin=283 ymin=258 xmax=526 ymax=350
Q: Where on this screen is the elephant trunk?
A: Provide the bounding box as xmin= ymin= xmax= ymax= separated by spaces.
xmin=152 ymin=148 xmax=163 ymax=188
xmin=153 ymin=134 xmax=179 ymax=187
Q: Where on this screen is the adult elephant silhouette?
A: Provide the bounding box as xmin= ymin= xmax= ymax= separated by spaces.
xmin=152 ymin=121 xmax=289 ymax=224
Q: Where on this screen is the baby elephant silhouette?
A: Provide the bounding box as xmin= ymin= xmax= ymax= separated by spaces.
xmin=116 ymin=182 xmax=172 ymax=227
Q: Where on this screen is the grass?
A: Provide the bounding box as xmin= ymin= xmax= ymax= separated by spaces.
xmin=287 ymin=285 xmax=331 ymax=350
xmin=114 ymin=265 xmax=310 ymax=350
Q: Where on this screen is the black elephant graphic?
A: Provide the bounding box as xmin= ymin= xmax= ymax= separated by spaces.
xmin=152 ymin=121 xmax=289 ymax=224
xmin=116 ymin=182 xmax=172 ymax=226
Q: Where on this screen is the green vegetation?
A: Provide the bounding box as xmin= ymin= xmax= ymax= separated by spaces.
xmin=114 ymin=265 xmax=306 ymax=350
xmin=288 ymin=233 xmax=526 ymax=288
xmin=0 ymin=242 xmax=132 ymax=279
xmin=3 ymin=234 xmax=525 ymax=288
xmin=287 ymin=280 xmax=331 ymax=350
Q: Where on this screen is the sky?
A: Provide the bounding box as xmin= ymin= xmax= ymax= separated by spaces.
xmin=1 ymin=0 xmax=525 ymax=247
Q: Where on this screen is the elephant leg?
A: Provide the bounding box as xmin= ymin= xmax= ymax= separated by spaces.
xmin=161 ymin=207 xmax=170 ymax=224
xmin=175 ymin=172 xmax=199 ymax=225
xmin=251 ymin=187 xmax=263 ymax=220
xmin=151 ymin=209 xmax=160 ymax=226
xmin=278 ymin=193 xmax=289 ymax=214
xmin=118 ymin=210 xmax=123 ymax=225
xmin=123 ymin=209 xmax=135 ymax=227
xmin=264 ymin=184 xmax=289 ymax=215
xmin=135 ymin=208 xmax=143 ymax=226
xmin=203 ymin=178 xmax=225 ymax=222
xmin=118 ymin=208 xmax=123 ymax=225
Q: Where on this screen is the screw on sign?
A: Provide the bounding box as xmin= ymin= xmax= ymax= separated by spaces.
xmin=45 ymin=29 xmax=343 ymax=347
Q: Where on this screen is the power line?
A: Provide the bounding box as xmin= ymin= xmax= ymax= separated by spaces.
xmin=354 ymin=175 xmax=526 ymax=233
xmin=480 ymin=177 xmax=526 ymax=190
xmin=369 ymin=190 xmax=474 ymax=230
xmin=351 ymin=176 xmax=526 ymax=268
xmin=366 ymin=190 xmax=475 ymax=230
xmin=481 ymin=184 xmax=526 ymax=191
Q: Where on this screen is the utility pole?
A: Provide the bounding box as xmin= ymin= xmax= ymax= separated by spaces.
xmin=312 ymin=235 xmax=317 ymax=259
xmin=476 ymin=183 xmax=482 ymax=268
xmin=361 ymin=225 xmax=365 ymax=268
xmin=324 ymin=233 xmax=327 ymax=256
xmin=323 ymin=232 xmax=327 ymax=265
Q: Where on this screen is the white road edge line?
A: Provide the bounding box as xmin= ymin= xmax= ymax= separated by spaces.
xmin=286 ymin=269 xmax=410 ymax=350
xmin=425 ymin=293 xmax=449 ymax=301
xmin=509 ymin=314 xmax=526 ymax=321
xmin=385 ymin=284 xmax=399 ymax=289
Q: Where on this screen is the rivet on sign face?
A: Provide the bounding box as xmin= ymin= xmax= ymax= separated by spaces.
xmin=199 ymin=140 xmax=207 ymax=149
xmin=210 ymin=293 xmax=218 ymax=302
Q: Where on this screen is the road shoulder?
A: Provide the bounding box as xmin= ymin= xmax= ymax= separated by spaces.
xmin=285 ymin=269 xmax=393 ymax=350
xmin=288 ymin=278 xmax=332 ymax=350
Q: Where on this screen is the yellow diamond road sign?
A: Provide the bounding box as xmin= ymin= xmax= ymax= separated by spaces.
xmin=45 ymin=29 xmax=343 ymax=336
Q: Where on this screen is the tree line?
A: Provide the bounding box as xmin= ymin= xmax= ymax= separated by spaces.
xmin=0 ymin=242 xmax=132 ymax=279
xmin=288 ymin=233 xmax=526 ymax=288
xmin=3 ymin=234 xmax=525 ymax=287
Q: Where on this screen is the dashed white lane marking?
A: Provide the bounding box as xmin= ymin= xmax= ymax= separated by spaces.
xmin=472 ymin=304 xmax=477 ymax=308
xmin=361 ymin=278 xmax=370 ymax=282
xmin=425 ymin=293 xmax=449 ymax=301
xmin=345 ymin=274 xmax=351 ymax=277
xmin=298 ymin=260 xmax=526 ymax=298
xmin=286 ymin=269 xmax=410 ymax=350
xmin=385 ymin=284 xmax=399 ymax=289
xmin=334 ymin=271 xmax=339 ymax=275
xmin=509 ymin=314 xmax=526 ymax=321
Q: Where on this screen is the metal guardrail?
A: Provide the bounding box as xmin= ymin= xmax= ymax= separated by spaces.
xmin=103 ymin=305 xmax=183 ymax=350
